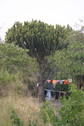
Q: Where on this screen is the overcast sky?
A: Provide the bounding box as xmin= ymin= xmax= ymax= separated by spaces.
xmin=0 ymin=0 xmax=84 ymax=40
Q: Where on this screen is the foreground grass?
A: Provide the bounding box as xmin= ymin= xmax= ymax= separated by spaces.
xmin=0 ymin=85 xmax=84 ymax=126
xmin=0 ymin=95 xmax=44 ymax=126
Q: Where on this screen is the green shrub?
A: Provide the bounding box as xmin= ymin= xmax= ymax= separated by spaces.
xmin=14 ymin=84 xmax=24 ymax=95
xmin=0 ymin=43 xmax=38 ymax=97
xmin=40 ymin=85 xmax=84 ymax=126
xmin=59 ymin=84 xmax=84 ymax=126
xmin=55 ymin=83 xmax=69 ymax=92
xmin=40 ymin=100 xmax=59 ymax=126
xmin=0 ymin=71 xmax=16 ymax=86
xmin=11 ymin=110 xmax=24 ymax=126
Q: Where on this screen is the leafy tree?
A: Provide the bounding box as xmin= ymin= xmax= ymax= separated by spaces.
xmin=0 ymin=43 xmax=37 ymax=96
xmin=53 ymin=30 xmax=84 ymax=80
xmin=5 ymin=20 xmax=72 ymax=102
xmin=0 ymin=43 xmax=36 ymax=72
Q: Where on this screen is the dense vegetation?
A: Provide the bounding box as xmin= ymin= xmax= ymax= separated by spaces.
xmin=5 ymin=20 xmax=73 ymax=102
xmin=0 ymin=20 xmax=84 ymax=125
xmin=40 ymin=85 xmax=84 ymax=126
xmin=0 ymin=43 xmax=37 ymax=96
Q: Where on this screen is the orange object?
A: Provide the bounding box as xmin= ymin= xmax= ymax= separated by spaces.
xmin=52 ymin=80 xmax=59 ymax=84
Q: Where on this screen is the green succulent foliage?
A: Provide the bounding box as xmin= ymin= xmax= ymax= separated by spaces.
xmin=5 ymin=20 xmax=72 ymax=63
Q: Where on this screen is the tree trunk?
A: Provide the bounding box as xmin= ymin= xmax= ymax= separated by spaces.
xmin=37 ymin=63 xmax=45 ymax=102
xmin=38 ymin=84 xmax=45 ymax=102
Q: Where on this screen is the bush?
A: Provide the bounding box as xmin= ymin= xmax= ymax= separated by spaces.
xmin=40 ymin=85 xmax=84 ymax=126
xmin=59 ymin=84 xmax=84 ymax=126
xmin=0 ymin=71 xmax=16 ymax=86
xmin=0 ymin=70 xmax=16 ymax=96
xmin=40 ymin=100 xmax=59 ymax=126
xmin=55 ymin=83 xmax=69 ymax=92
xmin=0 ymin=43 xmax=38 ymax=97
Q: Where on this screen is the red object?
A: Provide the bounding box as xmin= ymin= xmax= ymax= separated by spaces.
xmin=50 ymin=80 xmax=53 ymax=83
xmin=64 ymin=80 xmax=70 ymax=84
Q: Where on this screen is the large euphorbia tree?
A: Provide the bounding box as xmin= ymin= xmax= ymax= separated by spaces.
xmin=5 ymin=20 xmax=72 ymax=102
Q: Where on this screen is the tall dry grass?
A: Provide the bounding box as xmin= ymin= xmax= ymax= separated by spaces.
xmin=0 ymin=94 xmax=44 ymax=126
